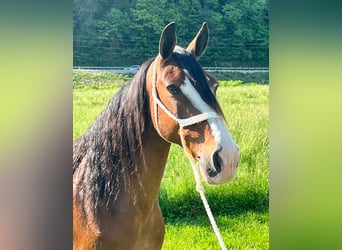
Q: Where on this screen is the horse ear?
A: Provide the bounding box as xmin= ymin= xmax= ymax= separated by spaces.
xmin=159 ymin=22 xmax=176 ymax=60
xmin=186 ymin=22 xmax=209 ymax=58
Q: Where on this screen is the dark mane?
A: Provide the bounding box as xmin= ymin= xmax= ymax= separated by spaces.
xmin=173 ymin=51 xmax=225 ymax=119
xmin=73 ymin=58 xmax=155 ymax=216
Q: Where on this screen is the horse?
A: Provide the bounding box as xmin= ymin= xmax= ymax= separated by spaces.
xmin=73 ymin=22 xmax=239 ymax=250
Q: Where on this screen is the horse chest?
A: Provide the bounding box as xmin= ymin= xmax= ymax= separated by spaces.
xmin=97 ymin=201 xmax=165 ymax=250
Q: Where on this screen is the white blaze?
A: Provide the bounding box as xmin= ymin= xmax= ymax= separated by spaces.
xmin=180 ymin=75 xmax=239 ymax=183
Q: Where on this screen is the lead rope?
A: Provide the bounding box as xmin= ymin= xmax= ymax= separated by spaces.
xmin=179 ymin=129 xmax=228 ymax=250
xmin=152 ymin=60 xmax=228 ymax=250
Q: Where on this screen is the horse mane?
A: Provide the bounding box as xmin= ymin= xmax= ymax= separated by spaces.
xmin=73 ymin=58 xmax=155 ymax=216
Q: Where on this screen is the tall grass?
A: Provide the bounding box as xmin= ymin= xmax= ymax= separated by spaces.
xmin=73 ymin=74 xmax=269 ymax=249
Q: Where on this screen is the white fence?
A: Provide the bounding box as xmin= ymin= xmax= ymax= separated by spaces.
xmin=73 ymin=66 xmax=134 ymax=74
xmin=203 ymin=67 xmax=268 ymax=73
xmin=73 ymin=66 xmax=269 ymax=74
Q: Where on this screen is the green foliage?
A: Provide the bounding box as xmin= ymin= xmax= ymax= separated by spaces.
xmin=73 ymin=77 xmax=269 ymax=248
xmin=73 ymin=0 xmax=268 ymax=67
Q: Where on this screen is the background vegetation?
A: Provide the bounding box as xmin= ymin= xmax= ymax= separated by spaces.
xmin=73 ymin=0 xmax=268 ymax=67
xmin=73 ymin=72 xmax=269 ymax=249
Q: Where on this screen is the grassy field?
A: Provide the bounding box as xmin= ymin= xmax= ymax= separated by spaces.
xmin=73 ymin=73 xmax=269 ymax=249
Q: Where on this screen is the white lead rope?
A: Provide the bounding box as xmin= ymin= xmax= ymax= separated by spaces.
xmin=191 ymin=165 xmax=228 ymax=250
xmin=152 ymin=60 xmax=228 ymax=249
xmin=180 ymin=128 xmax=228 ymax=250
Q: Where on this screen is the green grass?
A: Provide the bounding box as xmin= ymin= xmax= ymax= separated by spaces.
xmin=210 ymin=71 xmax=269 ymax=84
xmin=73 ymin=73 xmax=269 ymax=249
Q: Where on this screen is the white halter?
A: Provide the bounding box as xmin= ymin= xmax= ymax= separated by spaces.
xmin=151 ymin=60 xmax=219 ymax=141
xmin=151 ymin=59 xmax=228 ymax=250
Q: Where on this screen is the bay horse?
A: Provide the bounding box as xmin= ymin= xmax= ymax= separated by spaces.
xmin=73 ymin=22 xmax=239 ymax=250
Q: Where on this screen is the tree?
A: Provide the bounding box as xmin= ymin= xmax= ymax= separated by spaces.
xmin=73 ymin=0 xmax=269 ymax=67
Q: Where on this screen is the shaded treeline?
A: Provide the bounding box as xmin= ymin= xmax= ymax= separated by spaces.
xmin=74 ymin=0 xmax=268 ymax=67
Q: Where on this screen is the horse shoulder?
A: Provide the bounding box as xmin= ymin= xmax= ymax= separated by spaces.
xmin=73 ymin=200 xmax=101 ymax=250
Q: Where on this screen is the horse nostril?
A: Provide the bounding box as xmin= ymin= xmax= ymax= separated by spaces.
xmin=213 ymin=148 xmax=222 ymax=173
xmin=206 ymin=167 xmax=217 ymax=177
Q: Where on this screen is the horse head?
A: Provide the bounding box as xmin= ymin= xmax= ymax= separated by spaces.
xmin=148 ymin=22 xmax=239 ymax=184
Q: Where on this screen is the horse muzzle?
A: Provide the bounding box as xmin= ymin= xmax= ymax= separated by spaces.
xmin=199 ymin=122 xmax=240 ymax=185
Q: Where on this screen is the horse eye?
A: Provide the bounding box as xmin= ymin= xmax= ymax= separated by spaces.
xmin=166 ymin=85 xmax=180 ymax=95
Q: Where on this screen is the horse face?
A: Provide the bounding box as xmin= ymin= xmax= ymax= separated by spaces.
xmin=151 ymin=22 xmax=239 ymax=184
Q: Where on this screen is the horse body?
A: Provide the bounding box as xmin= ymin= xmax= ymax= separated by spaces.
xmin=73 ymin=22 xmax=239 ymax=249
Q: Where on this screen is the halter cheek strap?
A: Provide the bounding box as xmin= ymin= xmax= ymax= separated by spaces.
xmin=151 ymin=60 xmax=219 ymax=142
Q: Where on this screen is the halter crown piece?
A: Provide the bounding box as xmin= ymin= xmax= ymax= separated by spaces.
xmin=151 ymin=60 xmax=228 ymax=250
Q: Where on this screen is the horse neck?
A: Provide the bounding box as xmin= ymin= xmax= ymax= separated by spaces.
xmin=135 ymin=123 xmax=171 ymax=210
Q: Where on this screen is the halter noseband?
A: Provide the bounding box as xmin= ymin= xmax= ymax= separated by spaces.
xmin=151 ymin=60 xmax=220 ymax=142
